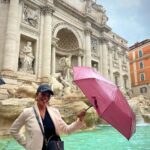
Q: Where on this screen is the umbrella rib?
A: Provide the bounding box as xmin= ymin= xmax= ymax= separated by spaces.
xmin=73 ymin=67 xmax=136 ymax=139
xmin=100 ymin=101 xmax=114 ymax=117
xmin=75 ymin=77 xmax=115 ymax=86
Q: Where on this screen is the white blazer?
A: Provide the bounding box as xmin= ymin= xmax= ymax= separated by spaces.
xmin=10 ymin=103 xmax=84 ymax=150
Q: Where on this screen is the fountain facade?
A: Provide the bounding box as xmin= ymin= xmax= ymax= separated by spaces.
xmin=0 ymin=0 xmax=139 ymax=136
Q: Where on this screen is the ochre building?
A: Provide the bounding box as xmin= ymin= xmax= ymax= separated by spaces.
xmin=129 ymin=39 xmax=150 ymax=97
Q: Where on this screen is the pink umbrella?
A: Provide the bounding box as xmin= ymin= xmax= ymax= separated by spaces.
xmin=73 ymin=66 xmax=136 ymax=140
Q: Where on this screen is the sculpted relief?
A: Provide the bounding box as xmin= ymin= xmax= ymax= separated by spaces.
xmin=22 ymin=4 xmax=39 ymax=28
xmin=19 ymin=41 xmax=35 ymax=74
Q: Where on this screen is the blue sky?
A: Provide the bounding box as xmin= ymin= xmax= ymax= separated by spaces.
xmin=97 ymin=0 xmax=150 ymax=46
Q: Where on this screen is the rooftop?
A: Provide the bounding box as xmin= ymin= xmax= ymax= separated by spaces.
xmin=129 ymin=39 xmax=150 ymax=50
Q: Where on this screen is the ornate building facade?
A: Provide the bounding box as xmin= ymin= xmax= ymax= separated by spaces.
xmin=129 ymin=39 xmax=150 ymax=98
xmin=0 ymin=0 xmax=131 ymax=93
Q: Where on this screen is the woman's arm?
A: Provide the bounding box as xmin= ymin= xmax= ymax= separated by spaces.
xmin=54 ymin=109 xmax=86 ymax=135
xmin=9 ymin=109 xmax=27 ymax=147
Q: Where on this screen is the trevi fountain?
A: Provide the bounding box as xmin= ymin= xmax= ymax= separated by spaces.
xmin=0 ymin=0 xmax=150 ymax=149
xmin=0 ymin=72 xmax=150 ymax=137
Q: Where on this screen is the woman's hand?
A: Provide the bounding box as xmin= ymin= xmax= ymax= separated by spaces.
xmin=77 ymin=109 xmax=86 ymax=121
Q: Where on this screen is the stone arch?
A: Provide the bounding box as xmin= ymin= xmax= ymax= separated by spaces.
xmin=52 ymin=22 xmax=82 ymax=49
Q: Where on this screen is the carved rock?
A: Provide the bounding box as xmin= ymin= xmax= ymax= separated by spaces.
xmin=128 ymin=95 xmax=150 ymax=123
xmin=0 ymin=98 xmax=34 ymax=119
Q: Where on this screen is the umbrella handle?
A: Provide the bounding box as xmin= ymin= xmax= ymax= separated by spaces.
xmin=85 ymin=105 xmax=93 ymax=112
xmin=77 ymin=105 xmax=93 ymax=118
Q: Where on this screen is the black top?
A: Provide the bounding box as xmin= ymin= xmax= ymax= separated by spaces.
xmin=42 ymin=109 xmax=56 ymax=150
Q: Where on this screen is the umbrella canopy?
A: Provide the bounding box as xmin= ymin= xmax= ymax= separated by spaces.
xmin=73 ymin=66 xmax=136 ymax=140
xmin=0 ymin=77 xmax=5 ymax=85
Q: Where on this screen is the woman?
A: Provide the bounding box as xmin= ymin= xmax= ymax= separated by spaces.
xmin=10 ymin=84 xmax=86 ymax=150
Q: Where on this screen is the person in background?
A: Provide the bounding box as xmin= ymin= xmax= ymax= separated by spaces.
xmin=10 ymin=84 xmax=86 ymax=150
xmin=0 ymin=77 xmax=5 ymax=85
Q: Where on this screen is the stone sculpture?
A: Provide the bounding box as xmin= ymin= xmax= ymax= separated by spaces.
xmin=7 ymin=81 xmax=37 ymax=98
xmin=19 ymin=41 xmax=34 ymax=74
xmin=59 ymin=55 xmax=72 ymax=83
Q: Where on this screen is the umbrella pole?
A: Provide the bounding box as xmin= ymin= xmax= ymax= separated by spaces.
xmin=85 ymin=105 xmax=93 ymax=112
xmin=77 ymin=105 xmax=93 ymax=118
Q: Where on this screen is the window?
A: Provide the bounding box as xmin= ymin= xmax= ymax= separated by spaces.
xmin=140 ymin=73 xmax=145 ymax=81
xmin=138 ymin=50 xmax=143 ymax=57
xmin=113 ymin=72 xmax=120 ymax=86
xmin=139 ymin=61 xmax=144 ymax=69
xmin=140 ymin=87 xmax=147 ymax=93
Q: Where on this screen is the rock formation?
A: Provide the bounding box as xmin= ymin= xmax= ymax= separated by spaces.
xmin=128 ymin=95 xmax=150 ymax=123
xmin=0 ymin=81 xmax=99 ymax=136
xmin=0 ymin=79 xmax=149 ymax=136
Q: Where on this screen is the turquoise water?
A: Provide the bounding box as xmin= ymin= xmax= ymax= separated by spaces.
xmin=0 ymin=125 xmax=150 ymax=150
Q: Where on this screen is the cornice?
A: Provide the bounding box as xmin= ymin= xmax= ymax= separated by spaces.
xmin=84 ymin=14 xmax=96 ymax=23
xmin=54 ymin=0 xmax=111 ymax=33
xmin=22 ymin=0 xmax=45 ymax=6
xmin=20 ymin=23 xmax=40 ymax=36
xmin=56 ymin=48 xmax=80 ymax=56
xmin=56 ymin=46 xmax=79 ymax=53
xmin=40 ymin=5 xmax=55 ymax=15
xmin=54 ymin=0 xmax=84 ymax=20
xmin=129 ymin=42 xmax=150 ymax=52
xmin=99 ymin=34 xmax=129 ymax=50
xmin=0 ymin=0 xmax=9 ymax=3
xmin=129 ymin=39 xmax=150 ymax=50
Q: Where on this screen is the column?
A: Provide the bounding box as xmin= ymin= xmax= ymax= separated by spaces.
xmin=51 ymin=38 xmax=58 ymax=75
xmin=118 ymin=50 xmax=124 ymax=88
xmin=109 ymin=51 xmax=114 ymax=81
xmin=108 ymin=46 xmax=113 ymax=80
xmin=126 ymin=53 xmax=132 ymax=90
xmin=51 ymin=45 xmax=56 ymax=75
xmin=101 ymin=39 xmax=108 ymax=78
xmin=41 ymin=6 xmax=55 ymax=80
xmin=2 ymin=0 xmax=19 ymax=72
xmin=99 ymin=39 xmax=103 ymax=73
xmin=133 ymin=51 xmax=137 ymax=85
xmin=78 ymin=55 xmax=82 ymax=66
xmin=84 ymin=27 xmax=92 ymax=67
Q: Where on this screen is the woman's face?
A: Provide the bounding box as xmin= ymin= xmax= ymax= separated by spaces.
xmin=36 ymin=92 xmax=51 ymax=107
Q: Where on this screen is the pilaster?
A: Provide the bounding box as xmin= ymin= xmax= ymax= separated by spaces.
xmin=40 ymin=5 xmax=55 ymax=80
xmin=99 ymin=37 xmax=109 ymax=78
xmin=2 ymin=0 xmax=19 ymax=72
xmin=84 ymin=24 xmax=92 ymax=67
xmin=51 ymin=37 xmax=59 ymax=75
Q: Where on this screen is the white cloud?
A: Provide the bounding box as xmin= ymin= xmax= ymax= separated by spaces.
xmin=97 ymin=0 xmax=149 ymax=45
xmin=117 ymin=0 xmax=142 ymax=8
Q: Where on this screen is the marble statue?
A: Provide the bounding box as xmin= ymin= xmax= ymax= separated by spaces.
xmin=101 ymin=14 xmax=108 ymax=25
xmin=85 ymin=0 xmax=94 ymax=13
xmin=59 ymin=55 xmax=72 ymax=83
xmin=93 ymin=63 xmax=98 ymax=71
xmin=19 ymin=41 xmax=34 ymax=74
